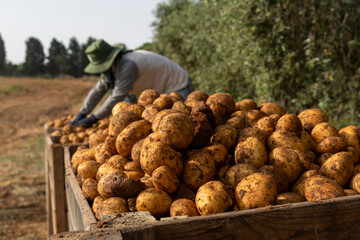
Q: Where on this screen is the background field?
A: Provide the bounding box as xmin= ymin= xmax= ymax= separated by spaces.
xmin=0 ymin=76 xmax=95 ymax=239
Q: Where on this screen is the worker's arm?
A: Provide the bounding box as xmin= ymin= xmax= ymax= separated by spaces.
xmin=79 ymin=79 xmax=107 ymax=115
xmin=92 ymin=58 xmax=139 ymax=119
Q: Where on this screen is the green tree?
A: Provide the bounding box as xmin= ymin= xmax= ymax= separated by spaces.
xmin=67 ymin=37 xmax=82 ymax=77
xmin=0 ymin=33 xmax=6 ymax=72
xmin=23 ymin=37 xmax=44 ymax=75
xmin=47 ymin=38 xmax=68 ymax=76
xmin=79 ymin=37 xmax=96 ymax=74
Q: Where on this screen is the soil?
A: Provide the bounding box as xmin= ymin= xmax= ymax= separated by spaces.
xmin=0 ymin=76 xmax=96 ymax=239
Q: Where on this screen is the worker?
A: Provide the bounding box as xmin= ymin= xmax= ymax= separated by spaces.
xmin=69 ymin=39 xmax=193 ymax=127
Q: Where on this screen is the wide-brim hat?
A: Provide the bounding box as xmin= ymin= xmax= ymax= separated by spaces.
xmin=84 ymin=39 xmax=126 ymax=74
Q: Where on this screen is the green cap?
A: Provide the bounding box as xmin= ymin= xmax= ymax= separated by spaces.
xmin=84 ymin=39 xmax=126 ymax=74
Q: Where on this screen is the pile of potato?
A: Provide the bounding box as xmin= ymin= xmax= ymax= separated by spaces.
xmin=70 ymin=89 xmax=360 ymax=220
xmin=48 ymin=115 xmax=110 ymax=145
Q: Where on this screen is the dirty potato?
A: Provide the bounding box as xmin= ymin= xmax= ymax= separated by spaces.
xmin=71 ymin=148 xmax=96 ymax=173
xmin=245 ymin=110 xmax=265 ymax=126
xmin=97 ymin=197 xmax=129 ymax=219
xmin=234 ymin=137 xmax=267 ymax=168
xmin=153 ymin=95 xmax=174 ymax=110
xmin=112 ymin=102 xmax=132 ymax=116
xmin=125 ymin=104 xmax=145 ymax=118
xmin=258 ymin=103 xmax=286 ymax=117
xmin=136 ymin=188 xmax=172 ymax=218
xmin=131 ymin=139 xmax=144 ymax=163
xmin=97 ymin=174 xmax=145 ymax=198
xmin=315 ymin=136 xmax=347 ymax=154
xmin=170 ymin=199 xmax=199 ymax=217
xmin=235 ymin=99 xmax=257 ymax=112
xmin=92 ymin=196 xmax=106 ymax=220
xmin=94 ymin=143 xmax=112 ymax=164
xmin=109 ymin=111 xmax=139 ymax=136
xmin=253 ymin=116 xmax=275 ymax=138
xmin=300 ymin=131 xmax=317 ymax=152
xmin=137 ymin=89 xmax=160 ymax=107
xmin=185 ymin=91 xmax=209 ymax=108
xmin=210 ymin=124 xmax=238 ymax=151
xmin=141 ymin=105 xmax=160 ymax=122
xmin=152 ymin=166 xmax=180 ymax=194
xmin=276 ymin=192 xmax=305 ymax=205
xmin=195 ymin=181 xmax=233 ymax=215
xmin=203 ymin=144 xmax=228 ymax=168
xmin=172 ymin=101 xmax=191 ymax=116
xmin=151 ymin=109 xmax=179 ymax=132
xmin=269 ymin=147 xmax=301 ymax=183
xmin=268 ymin=130 xmax=307 ymax=152
xmin=107 ymin=155 xmax=129 ymax=171
xmin=304 ymin=175 xmax=345 ymax=201
xmin=96 ymin=162 xmax=126 ymax=180
xmin=77 ymin=161 xmax=101 ymax=180
xmin=339 ymin=125 xmax=360 ymax=157
xmin=235 ymin=173 xmax=277 ymax=210
xmin=206 ymin=93 xmax=235 ymax=119
xmin=258 ymin=165 xmax=289 ymax=193
xmin=190 ymin=112 xmax=213 ymax=147
xmin=226 ymin=163 xmax=257 ymax=189
xmin=82 ymin=178 xmax=99 ymax=201
xmin=298 ymin=108 xmax=329 ymax=132
xmin=311 ymin=122 xmax=339 ymax=143
xmin=275 ymin=113 xmax=303 ymax=137
xmin=237 ymin=127 xmax=267 ymax=146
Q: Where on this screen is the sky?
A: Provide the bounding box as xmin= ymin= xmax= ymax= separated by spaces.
xmin=0 ymin=0 xmax=165 ymax=64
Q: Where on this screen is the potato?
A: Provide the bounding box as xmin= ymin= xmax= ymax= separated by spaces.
xmin=315 ymin=136 xmax=347 ymax=154
xmin=300 ymin=131 xmax=316 ymax=152
xmin=94 ymin=143 xmax=112 ymax=164
xmin=124 ymin=104 xmax=145 ymax=119
xmin=127 ymin=198 xmax=137 ymax=212
xmin=115 ymin=119 xmax=152 ymax=156
xmin=62 ymin=124 xmax=73 ymax=135
xmin=151 ymin=109 xmax=178 ymax=132
xmin=169 ymin=92 xmax=184 ymax=102
xmin=82 ymin=178 xmax=99 ymax=201
xmin=89 ymin=132 xmax=106 ymax=149
xmin=97 ymin=197 xmax=129 ymax=219
xmin=109 ymin=111 xmax=139 ymax=136
xmin=298 ymin=108 xmax=329 ymax=132
xmin=276 ymin=192 xmax=305 ymax=205
xmin=141 ymin=132 xmax=162 ymax=149
xmin=172 ymin=101 xmax=191 ymax=116
xmin=137 ymin=89 xmax=160 ymax=107
xmin=60 ymin=135 xmax=70 ymax=145
xmin=107 ymin=155 xmax=129 ymax=171
xmin=311 ymin=122 xmax=339 ymax=143
xmin=234 ymin=137 xmax=267 ymax=168
xmin=185 ymin=91 xmax=209 ymax=106
xmin=50 ymin=130 xmax=61 ymax=137
xmin=103 ymin=135 xmax=118 ymax=155
xmin=237 ymin=127 xmax=267 ymax=147
xmin=235 ymin=173 xmax=277 ymax=210
xmin=319 ymin=152 xmax=354 ymax=187
xmin=258 ymin=103 xmax=286 ymax=117
xmin=131 ymin=139 xmax=144 ymax=163
xmin=344 ymin=189 xmax=358 ymax=196
xmin=77 ymin=161 xmax=101 ymax=180
xmin=268 ymin=130 xmax=307 ymax=152
xmin=339 ymin=125 xmax=360 ymax=156
xmin=152 ymin=166 xmax=180 ymax=194
xmin=158 ymin=113 xmax=195 ymax=150
xmin=203 ymin=144 xmax=228 ymax=167
xmin=258 ymin=165 xmax=289 ymax=193
xmin=170 ymin=199 xmax=199 ymax=217
xmin=304 ymin=175 xmax=344 ymax=201
xmin=316 ymin=153 xmax=333 ymax=166
xmin=124 ymin=170 xmax=145 ymax=181
xmin=92 ymin=196 xmax=106 ymax=219
xmin=275 ymin=114 xmax=303 ymax=137
xmin=253 ymin=116 xmax=275 ymax=137
xmin=245 ymin=110 xmax=265 ymax=126
xmin=206 ymin=93 xmax=235 ymax=119
xmin=71 ymin=148 xmax=95 ymax=173
xmin=153 ymin=95 xmax=174 ymax=110
xmin=226 ymin=163 xmax=257 ymax=189
xmin=140 ymin=141 xmax=183 ymax=176
xmin=235 ymin=99 xmax=257 ymax=111
xmin=141 ymin=105 xmax=159 ymax=124
xmin=96 ymin=162 xmax=126 ymax=180
xmin=210 ymin=124 xmax=238 ymax=151
xmin=124 ymin=161 xmax=142 ymax=171
xmin=293 ymin=150 xmax=311 ymax=172
xmin=355 ymin=164 xmax=360 ymax=174
xmin=97 ymin=174 xmax=145 ymax=198
xmin=226 ymin=115 xmax=246 ymax=131
xmin=112 ymin=102 xmax=131 ymax=116
xmin=346 ymin=146 xmax=359 ymax=164
xmin=350 ymin=173 xmax=360 ymax=193
xmin=182 ymin=150 xmax=216 ymax=191
xmin=171 ymin=184 xmax=196 ymax=202
xmin=269 ymin=147 xmax=301 ymax=183
xmin=216 ymin=165 xmax=231 ymax=185
xmin=140 ymin=175 xmax=154 ymax=189
xmin=195 ymin=181 xmax=233 ymax=215
xmin=190 ymin=112 xmax=213 ymax=147
xmin=136 ymin=188 xmax=172 ymax=218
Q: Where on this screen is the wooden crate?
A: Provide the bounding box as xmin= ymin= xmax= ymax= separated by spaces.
xmin=58 ymin=145 xmax=360 ymax=240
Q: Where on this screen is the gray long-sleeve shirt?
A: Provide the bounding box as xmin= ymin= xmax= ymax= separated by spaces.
xmin=80 ymin=50 xmax=189 ymax=119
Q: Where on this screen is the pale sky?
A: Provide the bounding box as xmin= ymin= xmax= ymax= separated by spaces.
xmin=0 ymin=0 xmax=165 ymax=64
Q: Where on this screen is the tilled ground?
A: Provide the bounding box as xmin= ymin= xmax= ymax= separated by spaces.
xmin=0 ymin=76 xmax=96 ymax=239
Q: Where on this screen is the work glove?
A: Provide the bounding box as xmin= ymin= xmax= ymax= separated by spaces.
xmin=76 ymin=114 xmax=98 ymax=128
xmin=68 ymin=113 xmax=86 ymax=125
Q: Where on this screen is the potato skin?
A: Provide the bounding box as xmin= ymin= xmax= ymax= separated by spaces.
xmin=304 ymin=175 xmax=345 ymax=201
xmin=234 ymin=137 xmax=267 ymax=168
xmin=268 ymin=131 xmax=307 ymax=152
xmin=115 ymin=119 xmax=152 ymax=156
xmin=235 ymin=99 xmax=257 ymax=111
xmin=172 ymin=101 xmax=191 ymax=116
xmin=131 ymin=139 xmax=145 ymax=163
xmin=258 ymin=165 xmax=289 ymax=193
xmin=245 ymin=110 xmax=265 ymax=126
xmin=97 ymin=197 xmax=129 ymax=219
xmin=350 ymin=173 xmax=360 ymax=193
xmin=71 ymin=148 xmax=96 ymax=173
xmin=152 ymin=166 xmax=180 ymax=194
xmin=182 ymin=150 xmax=216 ymax=191
xmin=109 ymin=111 xmax=139 ymax=136
xmin=77 ymin=161 xmax=101 ymax=180
xmin=185 ymin=91 xmax=209 ymax=106
xmin=203 ymin=144 xmax=228 ymax=168
xmin=210 ymin=124 xmax=238 ymax=151
xmin=339 ymin=125 xmax=360 ymax=157
xmin=138 ymin=89 xmax=160 ymax=107
xmin=97 ymin=174 xmax=145 ymax=198
xmin=107 ymin=155 xmax=129 ymax=171
xmin=195 ymin=181 xmax=233 ymax=215
xmin=151 ymin=109 xmax=179 ymax=132
xmin=344 ymin=189 xmax=358 ymax=196
xmin=276 ymin=192 xmax=305 ymax=205
xmin=125 ymin=104 xmax=145 ymax=119
xmin=253 ymin=116 xmax=275 ymax=138
xmin=315 ymin=136 xmax=347 ymax=154
xmin=226 ymin=163 xmax=257 ymax=189
xmin=153 ymin=95 xmax=174 ymax=110
xmin=96 ymin=162 xmax=126 ymax=181
xmin=92 ymin=196 xmax=106 ymax=220
xmin=170 ymin=199 xmax=199 ymax=217
xmin=206 ymin=93 xmax=235 ymax=119
xmin=82 ymin=178 xmax=99 ymax=201
xmin=238 ymin=127 xmax=267 ymax=146
xmin=275 ymin=114 xmax=303 ymax=137
xmin=94 ymin=143 xmax=112 ymax=164
xmin=319 ymin=152 xmax=354 ymax=187
xmin=136 ymin=188 xmax=172 ymax=218
xmin=235 ymin=173 xmax=277 ymax=210
xmin=298 ymin=108 xmax=329 ymax=132
xmin=311 ymin=122 xmax=339 ymax=143
xmin=158 ymin=113 xmax=195 ymax=150
xmin=258 ymin=103 xmax=286 ymax=117
xmin=140 ymin=141 xmax=183 ymax=176
xmin=112 ymin=102 xmax=131 ymax=116
xmin=269 ymin=147 xmax=301 ymax=183
xmin=300 ymin=131 xmax=316 ymax=152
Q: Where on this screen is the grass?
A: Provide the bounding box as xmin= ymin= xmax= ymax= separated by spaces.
xmin=0 ymin=85 xmax=30 ymax=96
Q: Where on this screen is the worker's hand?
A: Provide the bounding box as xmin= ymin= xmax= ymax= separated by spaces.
xmin=68 ymin=113 xmax=87 ymax=125
xmin=76 ymin=114 xmax=98 ymax=128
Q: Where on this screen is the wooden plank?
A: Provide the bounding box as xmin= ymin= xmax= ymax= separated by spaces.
xmin=45 ymin=125 xmax=53 ymax=236
xmin=64 ymin=146 xmax=97 ymax=231
xmin=46 ymin=128 xmax=68 ymax=234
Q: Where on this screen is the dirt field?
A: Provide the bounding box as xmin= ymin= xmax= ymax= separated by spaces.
xmin=0 ymin=76 xmax=96 ymax=239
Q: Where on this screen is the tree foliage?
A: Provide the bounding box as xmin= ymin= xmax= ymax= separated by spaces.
xmin=149 ymin=0 xmax=360 ymax=127
xmin=0 ymin=34 xmax=6 ymax=72
xmin=47 ymin=38 xmax=68 ymax=76
xmin=67 ymin=37 xmax=82 ymax=77
xmin=23 ymin=37 xmax=45 ymax=75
